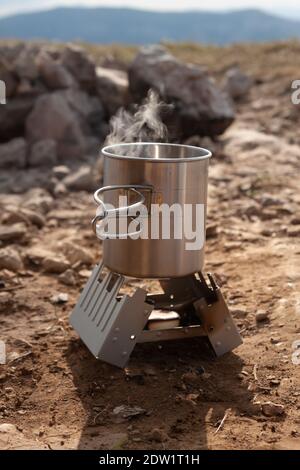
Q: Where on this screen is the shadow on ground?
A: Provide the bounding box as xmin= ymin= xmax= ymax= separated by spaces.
xmin=66 ymin=337 xmax=255 ymax=450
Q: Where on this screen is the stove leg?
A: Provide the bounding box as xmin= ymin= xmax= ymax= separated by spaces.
xmin=193 ymin=280 xmax=242 ymax=356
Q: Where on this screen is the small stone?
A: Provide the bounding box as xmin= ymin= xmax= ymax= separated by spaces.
xmin=23 ymin=188 xmax=53 ymax=214
xmin=182 ymin=371 xmax=199 ymax=385
xmin=0 ymin=223 xmax=27 ymax=242
xmin=26 ymin=247 xmax=51 ymax=266
xmin=79 ymin=269 xmax=92 ymax=278
xmin=287 ymin=226 xmax=300 ymax=237
xmin=255 ymin=310 xmax=269 ymax=323
xmin=4 ymin=208 xmax=45 ymax=228
xmin=0 ymin=292 xmax=13 ymax=312
xmin=52 ymin=165 xmax=70 ymax=180
xmin=261 ymin=401 xmax=285 ymax=417
xmin=185 ymin=393 xmax=199 ymax=404
xmin=0 ymin=247 xmax=23 ymax=272
xmin=62 ymin=242 xmax=93 ymax=266
xmin=206 ymin=223 xmax=218 ymax=238
xmin=0 ymin=423 xmax=18 ymax=433
xmin=21 ymin=209 xmax=45 ymax=228
xmin=43 ymin=256 xmax=70 ymax=274
xmin=270 ymin=337 xmax=281 ymax=345
xmin=270 ymin=379 xmax=281 ymax=387
xmin=51 ymin=293 xmax=69 ymax=304
xmin=53 ymin=181 xmax=67 ymax=197
xmin=148 ymin=428 xmax=168 ymax=443
xmin=231 ymin=309 xmax=248 ymax=319
xmin=223 ymin=66 xmax=252 ymax=100
xmin=62 ymin=165 xmax=95 ymax=192
xmin=112 ymin=405 xmax=146 ymax=421
xmin=58 ymin=269 xmax=76 ymax=286
xmin=143 ymin=366 xmax=157 ymax=377
xmin=125 ymin=368 xmax=145 ymax=385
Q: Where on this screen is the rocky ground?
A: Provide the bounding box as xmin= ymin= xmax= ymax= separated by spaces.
xmin=0 ymin=41 xmax=300 ymax=450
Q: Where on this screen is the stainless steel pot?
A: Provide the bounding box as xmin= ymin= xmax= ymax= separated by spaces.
xmin=93 ymin=142 xmax=211 ymax=278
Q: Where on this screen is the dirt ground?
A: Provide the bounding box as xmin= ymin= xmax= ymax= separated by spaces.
xmin=0 ymin=42 xmax=300 ymax=450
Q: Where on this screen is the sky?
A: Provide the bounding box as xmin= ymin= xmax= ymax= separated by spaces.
xmin=0 ymin=0 xmax=300 ymax=20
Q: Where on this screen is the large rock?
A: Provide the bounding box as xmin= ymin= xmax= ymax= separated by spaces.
xmin=37 ymin=50 xmax=75 ymax=90
xmin=60 ymin=45 xmax=96 ymax=93
xmin=13 ymin=44 xmax=39 ymax=80
xmin=129 ymin=46 xmax=234 ymax=139
xmin=0 ymin=138 xmax=27 ymax=169
xmin=26 ymin=92 xmax=86 ymax=160
xmin=26 ymin=89 xmax=105 ymax=160
xmin=28 ymin=139 xmax=57 ymax=167
xmin=61 ymin=88 xmax=105 ymax=137
xmin=0 ymin=55 xmax=18 ymax=98
xmin=96 ymin=66 xmax=129 ymax=117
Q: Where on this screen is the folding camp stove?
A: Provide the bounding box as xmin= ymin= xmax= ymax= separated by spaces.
xmin=70 ymin=142 xmax=242 ymax=368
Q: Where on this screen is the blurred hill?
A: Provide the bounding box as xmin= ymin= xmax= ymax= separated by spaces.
xmin=0 ymin=7 xmax=300 ymax=44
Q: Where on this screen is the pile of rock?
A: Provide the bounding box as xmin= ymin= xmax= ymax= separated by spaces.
xmin=0 ymin=42 xmax=242 ymax=192
xmin=0 ymin=43 xmax=129 ymax=171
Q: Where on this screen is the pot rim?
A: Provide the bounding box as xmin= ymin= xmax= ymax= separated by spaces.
xmin=102 ymin=142 xmax=212 ymax=162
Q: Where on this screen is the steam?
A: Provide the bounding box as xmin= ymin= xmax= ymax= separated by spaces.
xmin=105 ymin=89 xmax=170 ymax=155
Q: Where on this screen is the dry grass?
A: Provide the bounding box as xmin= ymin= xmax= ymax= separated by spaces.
xmin=1 ymin=37 xmax=300 ymax=80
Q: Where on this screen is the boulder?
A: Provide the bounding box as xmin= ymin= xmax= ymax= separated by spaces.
xmin=0 ymin=138 xmax=27 ymax=169
xmin=13 ymin=44 xmax=39 ymax=80
xmin=223 ymin=66 xmax=253 ymax=100
xmin=96 ymin=66 xmax=129 ymax=117
xmin=16 ymin=77 xmax=46 ymax=97
xmin=60 ymin=45 xmax=96 ymax=93
xmin=61 ymin=88 xmax=105 ymax=137
xmin=37 ymin=50 xmax=76 ymax=90
xmin=128 ymin=46 xmax=234 ymax=139
xmin=26 ymin=92 xmax=86 ymax=160
xmin=28 ymin=139 xmax=57 ymax=167
xmin=0 ymin=64 xmax=18 ymax=98
xmin=0 ymin=247 xmax=23 ymax=272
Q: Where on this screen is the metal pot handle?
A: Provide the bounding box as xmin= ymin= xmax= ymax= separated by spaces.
xmin=92 ymin=184 xmax=152 ymax=239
